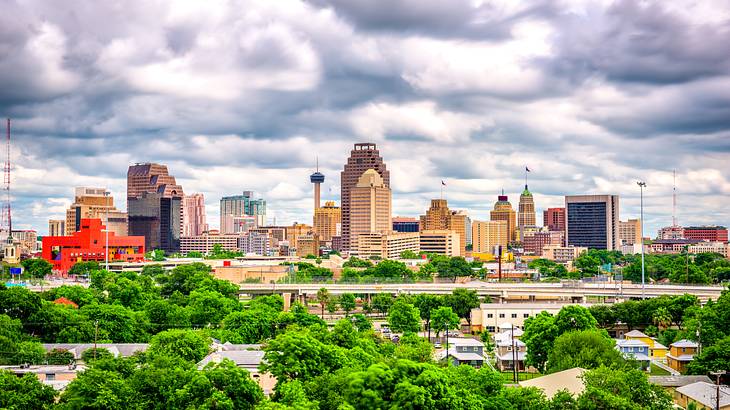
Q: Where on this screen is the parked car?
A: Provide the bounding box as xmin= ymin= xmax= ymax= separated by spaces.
xmin=434 ymin=343 xmax=442 ymax=349
xmin=381 ymin=327 xmax=391 ymax=334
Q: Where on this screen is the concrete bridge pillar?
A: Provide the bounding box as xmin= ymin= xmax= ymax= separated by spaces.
xmin=282 ymin=292 xmax=292 ymax=311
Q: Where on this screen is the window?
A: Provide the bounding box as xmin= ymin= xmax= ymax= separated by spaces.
xmin=511 ymin=313 xmax=517 ymax=318
xmin=45 ymin=373 xmax=55 ymax=381
xmin=523 ymin=313 xmax=529 ymax=318
xmin=487 ymin=314 xmax=493 ymax=318
xmin=499 ymin=313 xmax=505 ymax=318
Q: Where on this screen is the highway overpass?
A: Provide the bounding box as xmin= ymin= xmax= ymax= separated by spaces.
xmin=239 ymin=281 xmax=726 ymax=303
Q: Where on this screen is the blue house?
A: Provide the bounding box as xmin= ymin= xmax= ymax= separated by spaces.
xmin=615 ymin=339 xmax=651 ymax=370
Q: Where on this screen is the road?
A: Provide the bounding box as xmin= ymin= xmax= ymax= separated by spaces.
xmin=238 ymin=281 xmax=725 ymax=302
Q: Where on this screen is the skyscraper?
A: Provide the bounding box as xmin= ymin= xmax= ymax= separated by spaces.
xmin=219 ymin=191 xmax=266 ymax=233
xmin=618 ymin=219 xmax=641 ymax=245
xmin=127 ymin=163 xmax=184 ymax=253
xmin=543 ymin=207 xmax=566 ymax=232
xmin=471 ymin=220 xmax=508 ymax=253
xmin=419 ymin=199 xmax=467 ymax=256
xmin=66 ymin=187 xmax=128 ymax=236
xmin=490 ymin=192 xmax=517 ymax=242
xmin=565 ymin=195 xmax=620 ymax=250
xmin=48 ymin=219 xmax=65 ymax=237
xmin=182 ymin=193 xmax=208 ymax=236
xmin=341 ymin=143 xmax=389 ymax=252
xmin=518 ymin=185 xmax=536 ymax=229
xmin=350 ymin=169 xmax=392 ymax=252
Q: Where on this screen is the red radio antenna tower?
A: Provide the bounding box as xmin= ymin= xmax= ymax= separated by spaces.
xmin=1 ymin=118 xmax=11 ymax=237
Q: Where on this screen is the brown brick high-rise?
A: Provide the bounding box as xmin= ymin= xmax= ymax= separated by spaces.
xmin=341 ymin=143 xmax=389 ymax=252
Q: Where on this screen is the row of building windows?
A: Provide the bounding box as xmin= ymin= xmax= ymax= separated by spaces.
xmin=486 ymin=313 xmax=531 ymax=319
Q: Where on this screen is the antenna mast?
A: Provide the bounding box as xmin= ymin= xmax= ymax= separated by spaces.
xmin=672 ymin=169 xmax=677 ymax=227
xmin=1 ymin=119 xmax=11 ymax=237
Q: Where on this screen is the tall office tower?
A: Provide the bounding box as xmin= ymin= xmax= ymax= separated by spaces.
xmin=464 ymin=215 xmax=472 ymax=248
xmin=182 ymin=193 xmax=208 ymax=236
xmin=310 ymin=163 xmax=325 ymax=210
xmin=471 ymin=220 xmax=508 ymax=253
xmin=66 ymin=187 xmax=128 ymax=236
xmin=419 ymin=199 xmax=467 ymax=256
xmin=127 ymin=163 xmax=184 ymax=199
xmin=219 ymin=191 xmax=267 ymax=233
xmin=313 ymin=201 xmax=341 ymax=242
xmin=341 ymin=143 xmax=389 ymax=252
xmin=349 ymin=169 xmax=392 ymax=250
xmin=127 ymin=163 xmax=184 ymax=253
xmin=618 ymin=219 xmax=642 ymax=245
xmin=518 ymin=185 xmax=536 ymax=230
xmin=490 ymin=192 xmax=517 ymax=242
xmin=128 ymin=193 xmax=182 ymax=253
xmin=565 ymin=195 xmax=620 ymax=250
xmin=543 ymin=207 xmax=566 ymax=232
xmin=48 ymin=219 xmax=66 ymax=237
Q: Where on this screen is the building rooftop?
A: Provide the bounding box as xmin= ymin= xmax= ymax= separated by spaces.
xmin=42 ymin=343 xmax=149 ymax=359
xmin=624 ymin=330 xmax=650 ymax=338
xmin=671 ymin=339 xmax=699 ymax=348
xmin=198 ymin=350 xmax=266 ymax=370
xmin=519 ymin=367 xmax=586 ymax=399
xmin=616 ymin=339 xmax=649 ymax=348
xmin=676 ymin=381 xmax=730 ymax=409
xmin=438 ymin=348 xmax=484 ymax=362
xmin=497 ymin=351 xmax=527 ymax=361
xmin=444 ymin=338 xmax=484 ymax=347
xmin=648 ymin=375 xmax=712 ymax=388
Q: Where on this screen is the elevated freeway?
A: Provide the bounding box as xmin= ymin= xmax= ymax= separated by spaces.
xmin=239 ymin=281 xmax=725 ymax=303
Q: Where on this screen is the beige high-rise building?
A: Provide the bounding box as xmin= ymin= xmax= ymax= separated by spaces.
xmin=518 ymin=185 xmax=536 ymax=229
xmin=419 ymin=199 xmax=466 ymax=256
xmin=419 ymin=230 xmax=460 ymax=257
xmin=619 ymin=219 xmax=642 ymax=245
xmin=472 ymin=220 xmax=509 ymax=253
xmin=350 ymin=169 xmax=392 ymax=240
xmin=48 ymin=219 xmax=65 ymax=237
xmin=341 ymin=143 xmax=390 ymax=252
xmin=65 ymin=187 xmax=128 ymax=237
xmin=285 ymin=223 xmax=313 ymax=251
xmin=313 ymin=201 xmax=341 ymax=242
xmin=490 ymin=193 xmax=517 ymax=242
xmin=352 ymin=231 xmax=420 ymax=260
xmin=296 ymin=232 xmax=320 ymax=257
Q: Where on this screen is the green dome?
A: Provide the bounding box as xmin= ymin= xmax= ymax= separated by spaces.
xmin=521 ymin=185 xmax=532 ymax=196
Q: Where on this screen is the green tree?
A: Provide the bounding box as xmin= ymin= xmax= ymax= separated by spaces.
xmin=687 ymin=335 xmax=730 ymax=375
xmin=371 ymin=293 xmax=394 ymax=317
xmin=0 ymin=370 xmax=57 ymax=409
xmin=45 ymin=285 xmax=99 ymax=307
xmin=444 ymin=288 xmax=480 ymax=328
xmin=413 ymin=294 xmax=443 ymax=339
xmin=342 ymin=257 xmax=373 ymax=268
xmin=588 ymin=304 xmax=617 ymax=328
xmin=0 ymin=286 xmax=42 ymax=320
xmin=68 ymin=261 xmax=101 ymax=276
xmin=316 ymin=288 xmax=330 ymax=319
xmin=261 ymin=330 xmax=345 ymax=382
xmin=555 ymin=305 xmax=598 ymax=334
xmin=574 ymin=254 xmax=601 ymax=277
xmin=580 ymin=366 xmax=673 ymax=409
xmin=547 ymin=330 xmax=625 ymax=373
xmin=522 ymin=311 xmax=559 ymax=373
xmin=339 ymin=293 xmax=356 ymax=316
xmin=46 ymin=348 xmax=75 ymax=365
xmin=387 ymin=299 xmax=421 ymax=334
xmin=399 ymin=250 xmax=418 ymax=259
xmin=81 ymin=347 xmax=115 ymax=363
xmin=148 ymin=329 xmax=210 ymax=363
xmin=430 ymin=306 xmax=460 ymax=338
xmin=60 ymin=367 xmax=133 ymax=409
xmin=326 ymin=296 xmax=339 ymax=315
xmin=21 ymin=258 xmax=53 ymax=279
xmin=652 ymin=307 xmax=672 ymax=330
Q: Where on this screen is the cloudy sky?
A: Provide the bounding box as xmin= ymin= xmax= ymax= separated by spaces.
xmin=2 ymin=0 xmax=729 ymax=236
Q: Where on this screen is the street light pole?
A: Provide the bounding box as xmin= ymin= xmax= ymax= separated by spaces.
xmin=445 ymin=321 xmax=450 ymax=366
xmin=637 ymin=181 xmax=646 ymax=299
xmin=710 ymin=371 xmax=726 ymax=410
xmin=105 ymin=191 xmax=110 ymax=272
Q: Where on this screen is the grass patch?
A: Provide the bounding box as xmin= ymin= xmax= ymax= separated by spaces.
xmin=649 ymin=363 xmax=671 ymax=376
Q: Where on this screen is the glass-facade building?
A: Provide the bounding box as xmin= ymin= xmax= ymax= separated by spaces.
xmin=219 ymin=191 xmax=267 ymax=233
xmin=128 ymin=192 xmax=181 ymax=253
xmin=565 ymin=195 xmax=619 ymax=250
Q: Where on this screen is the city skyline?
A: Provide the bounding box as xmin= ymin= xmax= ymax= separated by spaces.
xmin=1 ymin=1 xmax=729 ymax=235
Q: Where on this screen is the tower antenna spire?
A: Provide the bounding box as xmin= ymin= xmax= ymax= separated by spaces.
xmin=672 ymin=169 xmax=677 ymax=227
xmin=2 ymin=118 xmax=11 ymax=238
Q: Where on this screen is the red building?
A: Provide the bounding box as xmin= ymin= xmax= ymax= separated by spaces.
xmin=543 ymin=208 xmax=566 ymax=232
xmin=683 ymin=226 xmax=728 ymax=242
xmin=42 ymin=218 xmax=145 ymax=274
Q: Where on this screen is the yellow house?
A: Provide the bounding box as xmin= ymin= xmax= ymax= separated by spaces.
xmin=624 ymin=330 xmax=667 ymax=359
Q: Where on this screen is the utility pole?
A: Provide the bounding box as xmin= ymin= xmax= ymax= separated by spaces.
xmin=710 ymin=371 xmax=726 ymax=410
xmin=637 ymin=181 xmax=646 ymax=299
xmin=94 ymin=320 xmax=99 ymax=360
xmin=512 ymin=323 xmax=518 ymax=383
xmin=445 ymin=321 xmax=450 ymax=366
xmin=105 ymin=191 xmax=110 ymax=272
